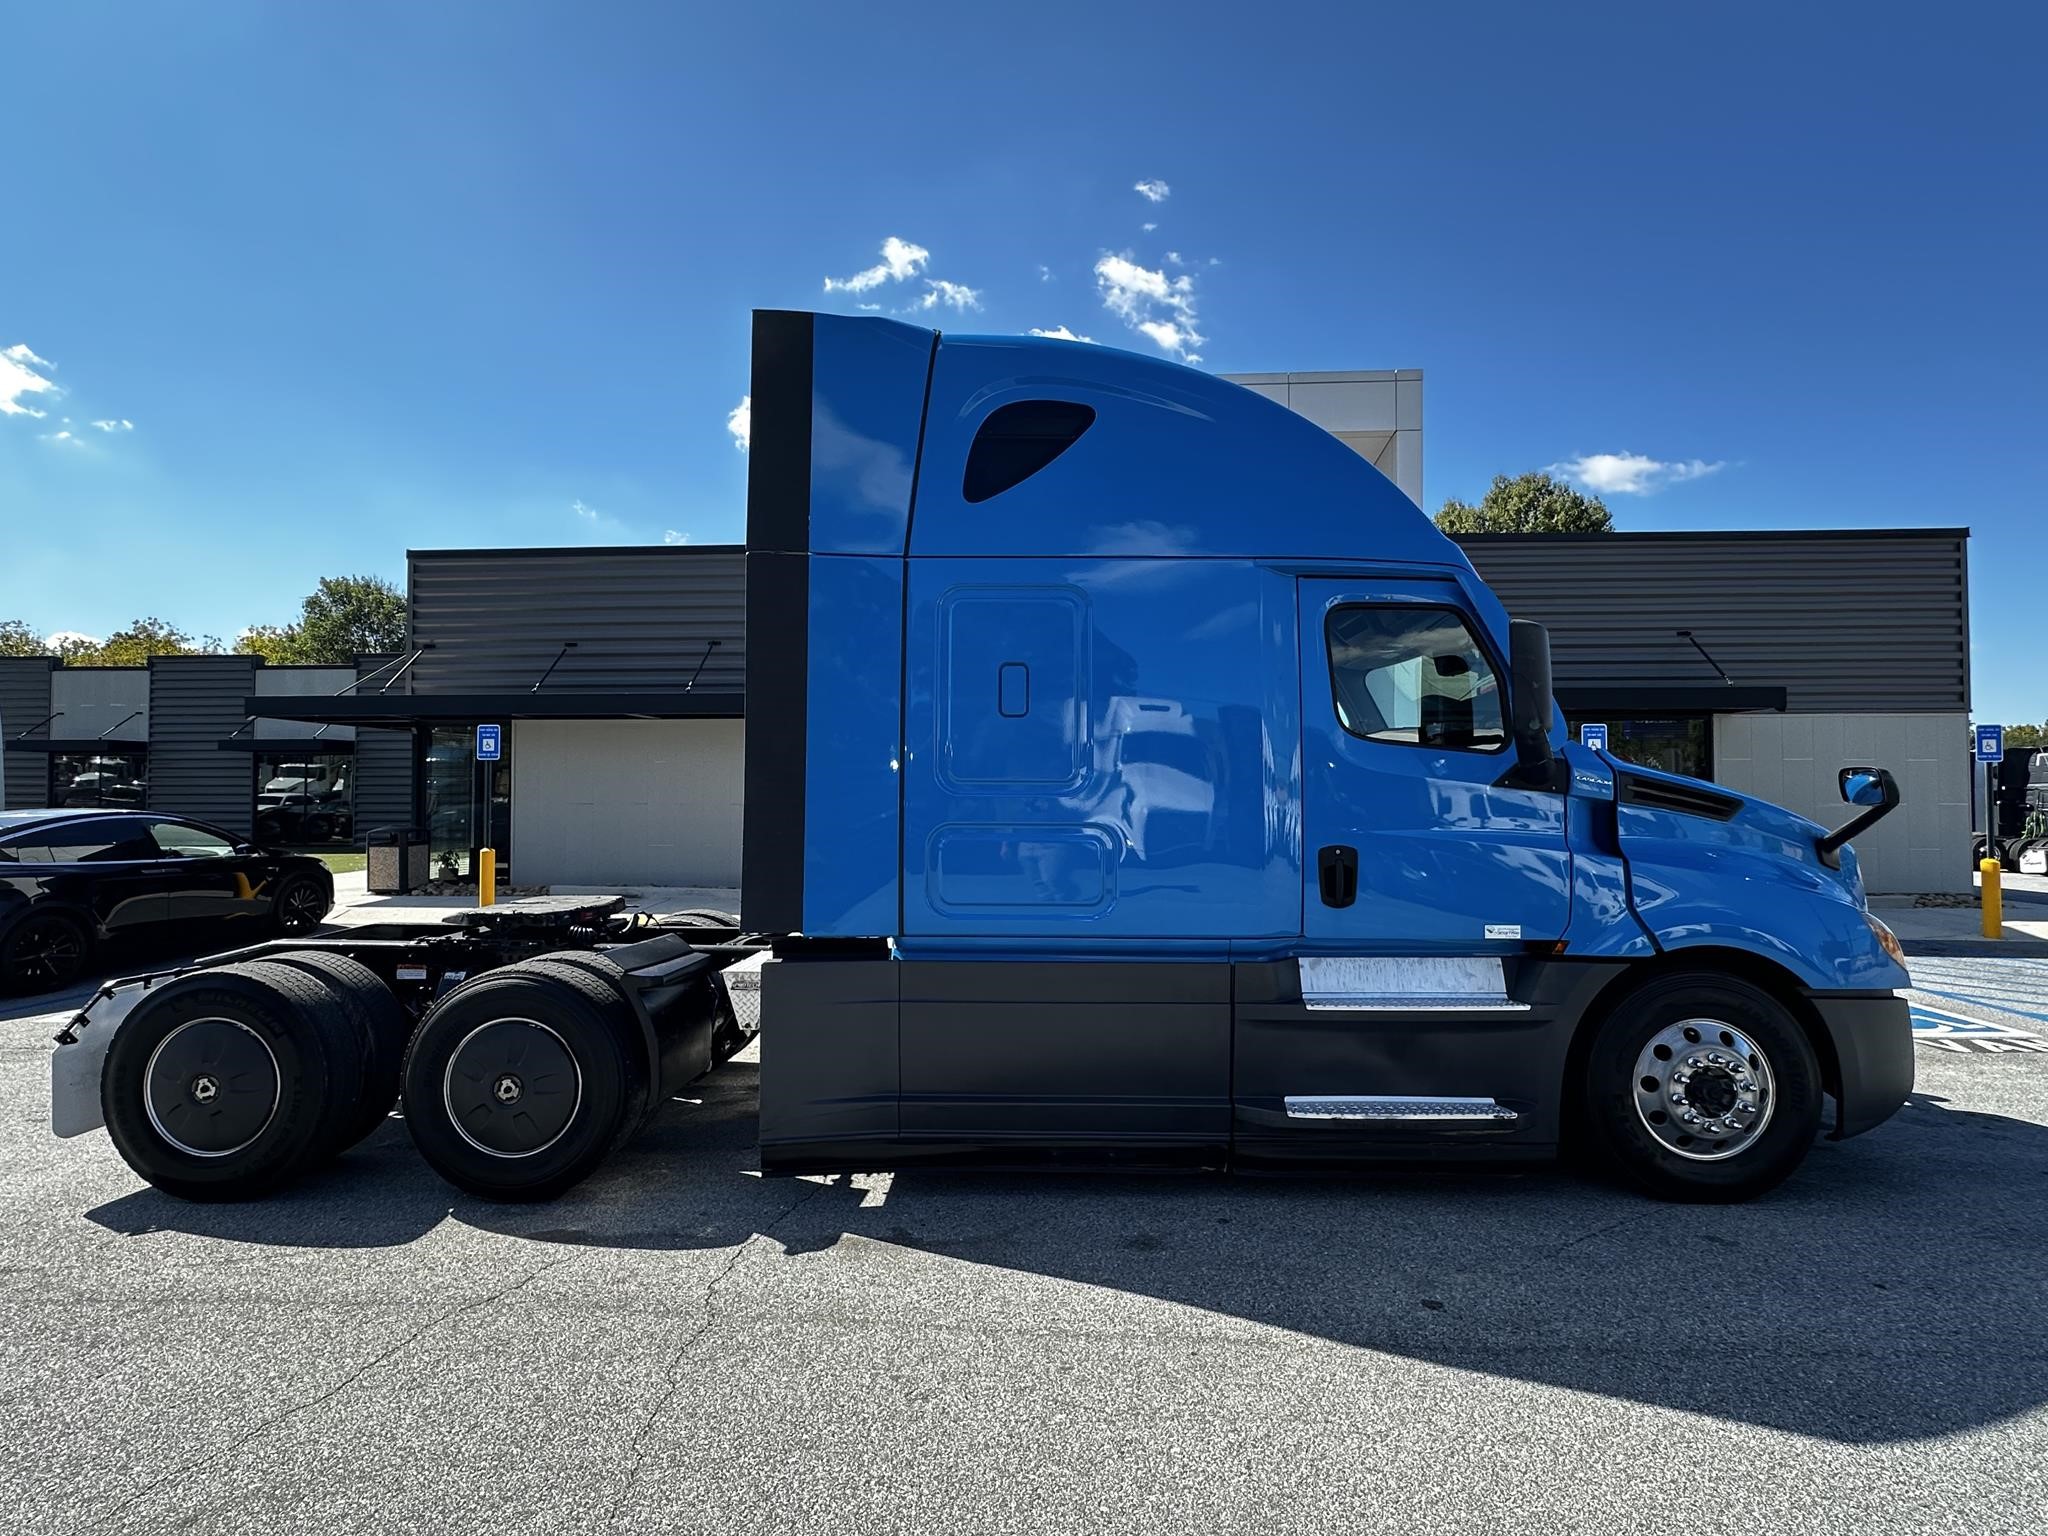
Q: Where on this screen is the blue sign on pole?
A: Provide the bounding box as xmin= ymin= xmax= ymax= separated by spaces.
xmin=476 ymin=723 xmax=502 ymax=762
xmin=1581 ymin=723 xmax=1609 ymax=753
xmin=1976 ymin=724 xmax=2004 ymax=763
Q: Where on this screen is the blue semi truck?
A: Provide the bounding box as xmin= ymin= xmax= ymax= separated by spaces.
xmin=49 ymin=310 xmax=1913 ymax=1204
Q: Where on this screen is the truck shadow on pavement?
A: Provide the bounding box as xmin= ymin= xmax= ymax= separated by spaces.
xmin=87 ymin=1057 xmax=2048 ymax=1446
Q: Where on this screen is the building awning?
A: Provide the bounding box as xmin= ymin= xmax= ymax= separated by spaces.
xmin=1555 ymin=685 xmax=1787 ymax=715
xmin=4 ymin=737 xmax=149 ymax=752
xmin=242 ymin=690 xmax=746 ymax=729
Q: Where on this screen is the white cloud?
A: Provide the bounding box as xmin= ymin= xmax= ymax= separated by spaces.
xmin=856 ymin=302 xmax=882 ymax=311
xmin=40 ymin=428 xmax=83 ymax=447
xmin=727 ymin=395 xmax=751 ymax=452
xmin=1142 ymin=221 xmax=1157 ymax=232
xmin=1165 ymin=251 xmax=1183 ymax=265
xmin=1029 ymin=325 xmax=1097 ymax=343
xmin=1037 ymin=264 xmax=1053 ymax=282
xmin=1134 ymin=179 xmax=1170 ymax=203
xmin=46 ymin=629 xmax=101 ymax=648
xmin=1551 ymin=452 xmax=1728 ymax=496
xmin=912 ymin=279 xmax=983 ymax=313
xmin=91 ymin=418 xmax=133 ymax=432
xmin=2 ymin=342 xmax=59 ymax=418
xmin=571 ymin=498 xmax=600 ymax=523
xmin=824 ymin=236 xmax=930 ymax=293
xmin=664 ymin=529 xmax=688 ymax=545
xmin=1094 ymin=252 xmax=1205 ymax=363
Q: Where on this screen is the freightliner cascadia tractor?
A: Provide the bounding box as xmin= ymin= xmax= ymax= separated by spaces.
xmin=50 ymin=310 xmax=1914 ymax=1204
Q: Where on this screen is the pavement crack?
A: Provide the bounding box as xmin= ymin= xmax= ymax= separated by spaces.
xmin=100 ymin=1253 xmax=571 ymax=1527
xmin=606 ymin=1178 xmax=831 ymax=1529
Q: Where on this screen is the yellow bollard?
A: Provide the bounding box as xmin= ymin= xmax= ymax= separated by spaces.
xmin=1981 ymin=857 xmax=2002 ymax=939
xmin=478 ymin=846 xmax=497 ymax=907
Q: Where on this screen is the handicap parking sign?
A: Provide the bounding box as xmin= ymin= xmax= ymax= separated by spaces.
xmin=1581 ymin=723 xmax=1609 ymax=753
xmin=1976 ymin=724 xmax=2003 ymax=762
xmin=476 ymin=723 xmax=502 ymax=761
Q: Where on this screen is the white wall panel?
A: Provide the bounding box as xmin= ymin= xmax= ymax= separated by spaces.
xmin=512 ymin=719 xmax=744 ymax=887
xmin=1714 ymin=712 xmax=1970 ymax=893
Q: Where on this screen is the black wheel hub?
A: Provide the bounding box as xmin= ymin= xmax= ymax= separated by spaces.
xmin=145 ymin=1019 xmax=280 ymax=1157
xmin=444 ymin=1020 xmax=580 ymax=1158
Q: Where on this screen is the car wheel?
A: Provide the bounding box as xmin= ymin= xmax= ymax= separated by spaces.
xmin=1581 ymin=971 xmax=1822 ymax=1203
xmin=266 ymin=950 xmax=409 ymax=1151
xmin=101 ymin=960 xmax=368 ymax=1200
xmin=401 ymin=965 xmax=645 ymax=1202
xmin=1 ymin=912 xmax=93 ymax=995
xmin=273 ymin=875 xmax=329 ymax=936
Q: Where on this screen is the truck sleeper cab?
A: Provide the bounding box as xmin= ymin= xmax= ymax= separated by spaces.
xmin=743 ymin=309 xmax=1914 ymax=1202
xmin=49 ymin=312 xmax=1912 ymax=1210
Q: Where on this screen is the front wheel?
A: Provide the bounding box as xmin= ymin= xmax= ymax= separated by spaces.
xmin=1582 ymin=971 xmax=1822 ymax=1202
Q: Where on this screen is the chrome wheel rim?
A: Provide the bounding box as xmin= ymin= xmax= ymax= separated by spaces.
xmin=443 ymin=1018 xmax=583 ymax=1159
xmin=1633 ymin=1018 xmax=1775 ymax=1161
xmin=144 ymin=1017 xmax=281 ymax=1157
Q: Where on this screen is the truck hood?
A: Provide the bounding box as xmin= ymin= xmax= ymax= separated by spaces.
xmin=1597 ymin=755 xmax=1899 ymax=991
xmin=1612 ymin=758 xmax=1861 ymax=895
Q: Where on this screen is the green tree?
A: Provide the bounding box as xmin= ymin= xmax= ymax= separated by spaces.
xmin=298 ymin=574 xmax=406 ymax=660
xmin=0 ymin=619 xmax=50 ymax=656
xmin=237 ymin=575 xmax=406 ymax=665
xmin=234 ymin=624 xmax=305 ymax=664
xmin=68 ymin=617 xmax=223 ymax=666
xmin=2006 ymin=722 xmax=2045 ymax=750
xmin=1435 ymin=472 xmax=1614 ymax=535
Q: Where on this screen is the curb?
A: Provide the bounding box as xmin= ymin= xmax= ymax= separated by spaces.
xmin=1903 ymin=940 xmax=2048 ymax=959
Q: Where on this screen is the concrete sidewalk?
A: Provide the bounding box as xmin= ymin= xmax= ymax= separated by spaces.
xmin=1876 ymin=887 xmax=2048 ymax=956
xmin=322 ymin=871 xmax=741 ymax=930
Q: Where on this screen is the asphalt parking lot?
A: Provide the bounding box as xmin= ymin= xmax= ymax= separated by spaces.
xmin=5 ymin=960 xmax=2047 ymax=1536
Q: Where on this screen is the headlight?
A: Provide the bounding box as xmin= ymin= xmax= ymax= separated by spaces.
xmin=1864 ymin=912 xmax=1907 ymax=971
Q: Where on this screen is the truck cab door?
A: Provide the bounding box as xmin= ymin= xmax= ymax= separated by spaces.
xmin=1297 ymin=578 xmax=1569 ymax=947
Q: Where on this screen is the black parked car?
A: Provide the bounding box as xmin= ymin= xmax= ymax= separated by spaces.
xmin=0 ymin=810 xmax=335 ymax=994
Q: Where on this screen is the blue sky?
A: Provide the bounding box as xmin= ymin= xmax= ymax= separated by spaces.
xmin=3 ymin=3 xmax=2042 ymax=721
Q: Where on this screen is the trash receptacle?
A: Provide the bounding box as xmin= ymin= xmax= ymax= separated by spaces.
xmin=367 ymin=826 xmax=429 ymax=895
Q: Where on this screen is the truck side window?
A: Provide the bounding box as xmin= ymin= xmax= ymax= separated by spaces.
xmin=1325 ymin=606 xmax=1506 ymax=751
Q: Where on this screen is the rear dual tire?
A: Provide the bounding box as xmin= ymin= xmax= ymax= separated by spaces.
xmin=400 ymin=961 xmax=647 ymax=1202
xmin=102 ymin=961 xmax=369 ymax=1201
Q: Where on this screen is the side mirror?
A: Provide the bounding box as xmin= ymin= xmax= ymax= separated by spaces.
xmin=1820 ymin=765 xmax=1900 ymax=864
xmin=1839 ymin=766 xmax=1895 ymax=808
xmin=1507 ymin=620 xmax=1559 ymax=788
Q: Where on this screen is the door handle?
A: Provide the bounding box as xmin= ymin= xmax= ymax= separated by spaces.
xmin=1318 ymin=845 xmax=1358 ymax=908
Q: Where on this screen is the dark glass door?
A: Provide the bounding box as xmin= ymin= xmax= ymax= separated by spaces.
xmin=423 ymin=726 xmax=511 ymax=882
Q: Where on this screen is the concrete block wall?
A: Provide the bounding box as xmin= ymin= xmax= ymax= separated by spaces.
xmin=1713 ymin=712 xmax=1971 ymax=893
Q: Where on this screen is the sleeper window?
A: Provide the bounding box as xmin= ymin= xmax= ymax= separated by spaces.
xmin=1326 ymin=606 xmax=1506 ymax=751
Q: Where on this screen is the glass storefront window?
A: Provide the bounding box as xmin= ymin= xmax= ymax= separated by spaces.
xmin=1566 ymin=716 xmax=1713 ymax=780
xmin=50 ymin=752 xmax=148 ymax=809
xmin=423 ymin=725 xmax=512 ymax=882
xmin=253 ymin=751 xmax=355 ymax=847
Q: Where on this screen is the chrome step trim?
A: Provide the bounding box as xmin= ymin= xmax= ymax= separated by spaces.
xmin=1284 ymin=1095 xmax=1520 ymax=1123
xmin=1298 ymin=956 xmax=1529 ymax=1013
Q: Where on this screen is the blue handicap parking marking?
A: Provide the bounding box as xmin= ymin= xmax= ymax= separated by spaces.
xmin=1906 ymin=959 xmax=2048 ymax=1052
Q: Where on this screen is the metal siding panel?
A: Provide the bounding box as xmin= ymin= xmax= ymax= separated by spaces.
xmin=0 ymin=658 xmax=57 ymax=809
xmin=1455 ymin=533 xmax=1968 ymax=713
xmin=350 ymin=655 xmax=415 ymax=840
xmin=408 ymin=547 xmax=746 ymax=696
xmin=146 ymin=656 xmax=258 ymax=835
